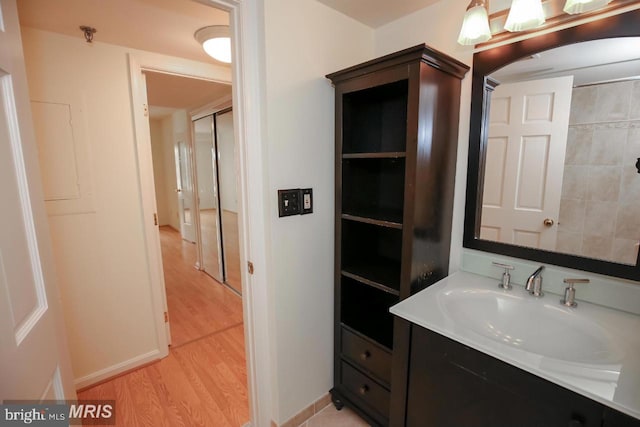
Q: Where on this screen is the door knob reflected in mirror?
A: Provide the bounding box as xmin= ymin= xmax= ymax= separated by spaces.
xmin=543 ymin=218 xmax=555 ymax=227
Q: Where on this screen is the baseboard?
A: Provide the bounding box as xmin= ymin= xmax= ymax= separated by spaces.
xmin=276 ymin=393 xmax=332 ymax=427
xmin=74 ymin=349 xmax=162 ymax=390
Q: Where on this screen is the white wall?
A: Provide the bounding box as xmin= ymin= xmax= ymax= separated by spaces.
xmin=263 ymin=0 xmax=374 ymax=423
xmin=161 ymin=112 xmax=182 ymax=231
xmin=22 ymin=27 xmax=160 ymax=383
xmin=20 ymin=27 xmax=228 ymax=386
xmin=372 ymin=1 xmax=640 ymax=315
xmin=149 ymin=119 xmax=171 ymax=226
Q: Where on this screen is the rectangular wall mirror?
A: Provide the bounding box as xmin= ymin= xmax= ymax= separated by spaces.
xmin=463 ymin=8 xmax=640 ymax=281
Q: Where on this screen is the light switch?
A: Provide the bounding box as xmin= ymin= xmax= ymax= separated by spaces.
xmin=278 ymin=188 xmax=313 ymax=217
xmin=278 ymin=189 xmax=300 ymax=217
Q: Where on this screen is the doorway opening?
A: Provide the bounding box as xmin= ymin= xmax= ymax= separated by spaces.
xmin=145 ymin=70 xmax=244 ymax=347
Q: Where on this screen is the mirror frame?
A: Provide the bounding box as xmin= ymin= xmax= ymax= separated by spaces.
xmin=464 ymin=8 xmax=640 ymax=282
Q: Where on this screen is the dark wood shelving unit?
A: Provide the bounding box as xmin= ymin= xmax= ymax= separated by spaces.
xmin=327 ymin=44 xmax=469 ymax=426
xmin=341 ymin=268 xmax=400 ymax=295
xmin=342 ymin=152 xmax=406 ymax=159
xmin=341 ymin=214 xmax=402 ymax=230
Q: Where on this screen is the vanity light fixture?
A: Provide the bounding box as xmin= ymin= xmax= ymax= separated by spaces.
xmin=458 ymin=0 xmax=616 ymax=45
xmin=504 ymin=0 xmax=546 ymax=32
xmin=457 ymin=0 xmax=492 ymax=45
xmin=563 ymin=0 xmax=612 ymax=14
xmin=194 ymin=25 xmax=231 ymax=63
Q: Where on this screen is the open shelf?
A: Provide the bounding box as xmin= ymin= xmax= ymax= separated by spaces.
xmin=341 ymin=220 xmax=402 ymax=291
xmin=342 ymin=80 xmax=408 ymax=154
xmin=341 ymin=214 xmax=402 ymax=230
xmin=341 ymin=270 xmax=399 ymax=296
xmin=341 ymin=277 xmax=398 ymax=350
xmin=342 ymin=158 xmax=405 ymax=224
xmin=342 ymin=152 xmax=406 ymax=159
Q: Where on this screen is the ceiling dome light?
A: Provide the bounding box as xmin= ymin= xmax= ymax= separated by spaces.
xmin=458 ymin=0 xmax=492 ymax=45
xmin=504 ymin=0 xmax=546 ymax=32
xmin=194 ymin=26 xmax=231 ymax=63
xmin=563 ymin=0 xmax=612 ymax=14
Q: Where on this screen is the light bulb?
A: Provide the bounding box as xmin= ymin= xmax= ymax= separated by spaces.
xmin=194 ymin=26 xmax=232 ymax=64
xmin=202 ymin=38 xmax=231 ymax=63
xmin=457 ymin=1 xmax=492 ymax=46
xmin=563 ymin=0 xmax=612 ymax=14
xmin=504 ymin=0 xmax=546 ymax=32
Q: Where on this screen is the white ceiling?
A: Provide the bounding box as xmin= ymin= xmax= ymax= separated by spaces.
xmin=16 ymin=0 xmax=445 ymax=111
xmin=314 ymin=0 xmax=441 ymax=27
xmin=145 ymin=71 xmax=231 ymax=111
xmin=17 ymin=0 xmax=229 ymax=64
xmin=492 ymin=38 xmax=640 ymax=86
xmin=17 ymin=0 xmax=443 ymax=60
xmin=19 ymin=0 xmax=232 ymax=118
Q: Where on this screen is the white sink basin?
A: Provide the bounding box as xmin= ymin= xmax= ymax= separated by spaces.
xmin=389 ymin=271 xmax=640 ymax=420
xmin=438 ymin=288 xmax=621 ymax=364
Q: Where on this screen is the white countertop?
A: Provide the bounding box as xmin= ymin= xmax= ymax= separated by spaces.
xmin=389 ymin=271 xmax=640 ymax=420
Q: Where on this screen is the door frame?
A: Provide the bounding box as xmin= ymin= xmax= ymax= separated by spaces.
xmin=128 ymin=1 xmax=273 ymax=426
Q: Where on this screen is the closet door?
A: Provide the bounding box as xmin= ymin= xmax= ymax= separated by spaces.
xmin=193 ymin=115 xmax=223 ymax=282
xmin=215 ymin=109 xmax=242 ymax=294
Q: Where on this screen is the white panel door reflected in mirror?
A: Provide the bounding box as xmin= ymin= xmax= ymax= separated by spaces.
xmin=480 ymin=37 xmax=640 ymax=265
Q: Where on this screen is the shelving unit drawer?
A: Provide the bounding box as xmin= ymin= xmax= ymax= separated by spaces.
xmin=342 ymin=327 xmax=391 ymax=384
xmin=341 ymin=361 xmax=390 ymax=419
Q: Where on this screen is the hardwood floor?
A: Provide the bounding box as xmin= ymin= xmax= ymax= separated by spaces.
xmin=78 ymin=226 xmax=249 ymax=426
xmin=78 ymin=325 xmax=249 ymax=427
xmin=160 ymin=226 xmax=243 ymax=347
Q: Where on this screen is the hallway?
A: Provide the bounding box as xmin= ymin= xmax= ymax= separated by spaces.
xmin=78 ymin=227 xmax=249 ymax=426
xmin=161 ymin=226 xmax=243 ymax=347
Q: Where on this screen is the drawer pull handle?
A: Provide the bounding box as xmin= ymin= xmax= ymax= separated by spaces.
xmin=359 ymin=385 xmax=369 ymax=395
xmin=360 ymin=350 xmax=371 ymax=361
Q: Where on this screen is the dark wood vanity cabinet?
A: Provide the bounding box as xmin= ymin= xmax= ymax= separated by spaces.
xmin=401 ymin=325 xmax=640 ymax=427
xmin=326 ymin=45 xmax=469 ymax=426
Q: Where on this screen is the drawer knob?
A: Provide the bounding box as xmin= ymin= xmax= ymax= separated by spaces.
xmin=360 ymin=350 xmax=371 ymax=361
xmin=568 ymin=419 xmax=583 ymax=427
xmin=359 ymin=384 xmax=369 ymax=395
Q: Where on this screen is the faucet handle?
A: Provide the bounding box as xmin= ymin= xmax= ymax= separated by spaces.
xmin=492 ymin=262 xmax=514 ymax=290
xmin=563 ymin=278 xmax=590 ymax=285
xmin=561 ymin=278 xmax=589 ymax=308
xmin=492 ymin=262 xmax=514 ymax=271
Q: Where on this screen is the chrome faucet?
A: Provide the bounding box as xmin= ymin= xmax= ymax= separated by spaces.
xmin=525 ymin=265 xmax=545 ymax=297
xmin=561 ymin=278 xmax=589 ymax=308
xmin=492 ymin=261 xmax=514 ymax=290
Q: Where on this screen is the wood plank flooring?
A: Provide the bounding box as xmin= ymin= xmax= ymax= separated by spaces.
xmin=78 ymin=325 xmax=249 ymax=427
xmin=78 ymin=227 xmax=249 ymax=426
xmin=160 ymin=226 xmax=243 ymax=347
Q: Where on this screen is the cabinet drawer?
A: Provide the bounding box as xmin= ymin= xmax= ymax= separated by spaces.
xmin=342 ymin=327 xmax=391 ymax=384
xmin=341 ymin=361 xmax=390 ymax=419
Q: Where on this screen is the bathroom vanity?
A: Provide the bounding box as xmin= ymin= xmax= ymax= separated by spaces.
xmin=387 ymin=8 xmax=640 ymax=427
xmin=390 ymin=272 xmax=640 ymax=427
